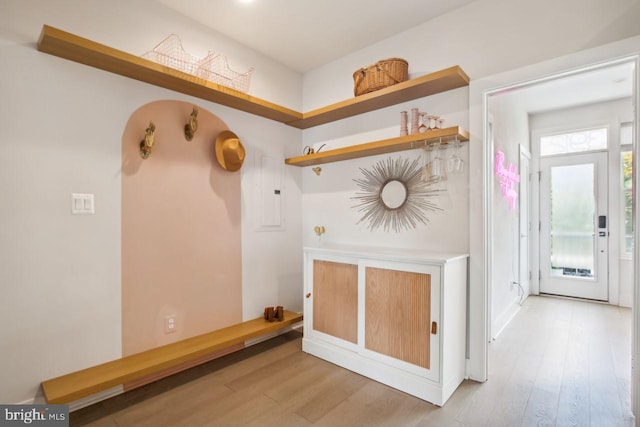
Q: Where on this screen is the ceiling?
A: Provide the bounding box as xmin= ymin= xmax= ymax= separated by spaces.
xmin=490 ymin=61 xmax=635 ymax=115
xmin=153 ymin=0 xmax=477 ymax=73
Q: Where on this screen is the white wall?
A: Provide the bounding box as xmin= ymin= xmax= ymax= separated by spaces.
xmin=239 ymin=123 xmax=303 ymax=319
xmin=530 ymin=98 xmax=634 ymax=307
xmin=301 ymin=89 xmax=469 ymax=251
xmin=0 ymin=0 xmax=302 ymax=404
xmin=487 ymin=92 xmax=531 ymax=339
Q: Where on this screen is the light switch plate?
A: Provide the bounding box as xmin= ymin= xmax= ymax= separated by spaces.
xmin=71 ymin=193 xmax=95 ymax=215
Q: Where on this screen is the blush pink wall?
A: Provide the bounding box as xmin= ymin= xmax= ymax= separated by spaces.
xmin=121 ymin=100 xmax=242 ymax=356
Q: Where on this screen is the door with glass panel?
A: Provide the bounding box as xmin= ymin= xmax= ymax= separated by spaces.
xmin=540 ymin=152 xmax=609 ymax=301
xmin=539 ymin=150 xmax=608 ymax=300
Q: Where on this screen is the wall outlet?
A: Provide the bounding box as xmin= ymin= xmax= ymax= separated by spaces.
xmin=164 ymin=315 xmax=177 ymax=334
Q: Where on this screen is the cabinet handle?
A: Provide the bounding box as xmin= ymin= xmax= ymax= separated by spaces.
xmin=306 ymin=293 xmax=311 ymax=299
xmin=431 ymin=321 xmax=437 ymax=335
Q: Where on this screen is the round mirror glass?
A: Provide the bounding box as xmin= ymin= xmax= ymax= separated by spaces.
xmin=380 ymin=180 xmax=407 ymax=209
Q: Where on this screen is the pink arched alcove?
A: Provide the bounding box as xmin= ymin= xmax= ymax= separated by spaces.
xmin=121 ymin=100 xmax=242 ymax=360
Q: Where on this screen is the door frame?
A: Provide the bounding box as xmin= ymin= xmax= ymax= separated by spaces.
xmin=519 ymin=145 xmax=531 ymax=299
xmin=473 ymin=53 xmax=639 ymax=421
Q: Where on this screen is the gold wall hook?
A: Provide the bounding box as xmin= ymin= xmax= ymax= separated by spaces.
xmin=139 ymin=122 xmax=156 ymax=159
xmin=303 ymin=143 xmax=326 ymax=155
xmin=314 ymin=226 xmax=325 ymax=236
xmin=312 ymin=166 xmax=322 ymax=176
xmin=184 ymin=107 xmax=198 ymax=141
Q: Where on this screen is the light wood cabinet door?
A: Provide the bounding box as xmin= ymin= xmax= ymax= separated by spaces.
xmin=364 ymin=267 xmax=431 ymax=369
xmin=312 ymin=260 xmax=358 ymax=344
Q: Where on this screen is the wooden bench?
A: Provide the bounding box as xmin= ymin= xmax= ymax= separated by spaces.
xmin=41 ymin=310 xmax=303 ymax=404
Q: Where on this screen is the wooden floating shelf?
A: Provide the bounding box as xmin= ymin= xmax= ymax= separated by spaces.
xmin=37 ymin=25 xmax=469 ymax=130
xmin=290 ymin=67 xmax=469 ymax=129
xmin=285 ymin=126 xmax=469 ymax=167
xmin=37 ymin=25 xmax=303 ymax=125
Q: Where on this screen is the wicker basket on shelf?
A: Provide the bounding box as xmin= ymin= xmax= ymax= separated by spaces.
xmin=353 ymin=58 xmax=409 ymax=96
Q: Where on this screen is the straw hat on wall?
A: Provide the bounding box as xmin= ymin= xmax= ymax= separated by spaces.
xmin=215 ymin=130 xmax=245 ymax=172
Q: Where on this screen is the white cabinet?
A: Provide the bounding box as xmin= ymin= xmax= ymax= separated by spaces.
xmin=303 ymin=245 xmax=468 ymax=406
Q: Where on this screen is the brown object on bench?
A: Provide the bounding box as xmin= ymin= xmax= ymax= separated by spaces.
xmin=41 ymin=310 xmax=303 ymax=404
xmin=264 ymin=306 xmax=275 ymax=322
xmin=264 ymin=306 xmax=285 ymax=322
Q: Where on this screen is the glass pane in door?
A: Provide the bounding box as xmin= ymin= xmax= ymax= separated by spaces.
xmin=549 ymin=163 xmax=595 ymax=279
xmin=540 ymin=128 xmax=607 ymax=156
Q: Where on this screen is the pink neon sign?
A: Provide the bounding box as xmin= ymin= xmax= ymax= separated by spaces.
xmin=495 ymin=151 xmax=520 ymax=210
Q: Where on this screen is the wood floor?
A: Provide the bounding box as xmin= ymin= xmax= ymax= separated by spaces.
xmin=71 ymin=296 xmax=633 ymax=426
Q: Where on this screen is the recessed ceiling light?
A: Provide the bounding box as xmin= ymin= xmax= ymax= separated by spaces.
xmin=237 ymin=0 xmax=255 ymax=4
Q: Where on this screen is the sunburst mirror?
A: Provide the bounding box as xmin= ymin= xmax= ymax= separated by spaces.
xmin=352 ymin=156 xmax=441 ymax=232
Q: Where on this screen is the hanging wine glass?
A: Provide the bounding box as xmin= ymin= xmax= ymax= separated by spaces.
xmin=421 ymin=145 xmax=432 ymax=182
xmin=429 ymin=141 xmax=445 ymax=183
xmin=446 ymin=139 xmax=464 ymax=174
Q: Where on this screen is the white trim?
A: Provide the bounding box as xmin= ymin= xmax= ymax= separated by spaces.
xmin=519 ymin=144 xmax=532 ymax=301
xmin=620 ymin=124 xmax=634 ymax=261
xmin=632 ymin=54 xmax=640 ymax=427
xmin=491 ymin=299 xmax=521 ymax=340
xmin=485 ymin=118 xmax=494 ymax=346
xmin=302 ymin=338 xmax=459 ymax=406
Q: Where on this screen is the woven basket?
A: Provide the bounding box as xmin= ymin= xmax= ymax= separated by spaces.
xmin=353 ymin=58 xmax=409 ymax=96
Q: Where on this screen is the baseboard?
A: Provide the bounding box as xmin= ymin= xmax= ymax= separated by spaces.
xmin=491 ymin=298 xmax=521 ymax=340
xmin=302 ymin=337 xmax=455 ymax=406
